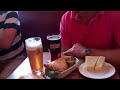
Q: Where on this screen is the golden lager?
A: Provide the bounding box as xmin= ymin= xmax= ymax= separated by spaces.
xmin=25 ymin=37 xmax=43 ymax=74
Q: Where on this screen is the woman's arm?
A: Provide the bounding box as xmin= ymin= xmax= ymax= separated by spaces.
xmin=0 ymin=28 xmax=17 ymax=49
xmin=0 ymin=11 xmax=20 ymax=49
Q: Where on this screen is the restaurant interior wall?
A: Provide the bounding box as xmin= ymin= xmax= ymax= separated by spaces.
xmin=19 ymin=11 xmax=66 ymax=51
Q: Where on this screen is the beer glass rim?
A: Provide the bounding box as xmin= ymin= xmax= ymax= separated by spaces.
xmin=47 ymin=34 xmax=61 ymax=40
xmin=25 ymin=37 xmax=41 ymax=42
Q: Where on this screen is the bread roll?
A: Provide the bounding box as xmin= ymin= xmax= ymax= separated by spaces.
xmin=85 ymin=56 xmax=99 ymax=72
xmin=44 ymin=57 xmax=69 ymax=72
xmin=85 ymin=56 xmax=105 ymax=72
xmin=95 ymin=56 xmax=105 ymax=72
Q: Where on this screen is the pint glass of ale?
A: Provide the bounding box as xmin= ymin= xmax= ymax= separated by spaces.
xmin=25 ymin=37 xmax=43 ymax=75
xmin=47 ymin=34 xmax=61 ymax=61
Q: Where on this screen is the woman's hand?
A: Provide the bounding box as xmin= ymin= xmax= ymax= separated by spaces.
xmin=63 ymin=43 xmax=86 ymax=59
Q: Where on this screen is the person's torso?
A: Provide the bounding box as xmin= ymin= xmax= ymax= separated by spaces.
xmin=64 ymin=11 xmax=115 ymax=49
xmin=0 ymin=11 xmax=25 ymax=61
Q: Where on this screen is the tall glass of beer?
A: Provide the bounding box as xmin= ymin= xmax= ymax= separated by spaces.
xmin=25 ymin=37 xmax=43 ymax=76
xmin=47 ymin=34 xmax=61 ymax=61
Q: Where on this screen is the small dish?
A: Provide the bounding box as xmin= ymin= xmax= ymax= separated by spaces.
xmin=79 ymin=62 xmax=115 ymax=79
xmin=45 ymin=57 xmax=82 ymax=79
xmin=57 ymin=57 xmax=81 ymax=79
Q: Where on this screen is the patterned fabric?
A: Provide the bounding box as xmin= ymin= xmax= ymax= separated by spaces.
xmin=0 ymin=11 xmax=25 ymax=61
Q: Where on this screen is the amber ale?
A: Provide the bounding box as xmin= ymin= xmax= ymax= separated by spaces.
xmin=47 ymin=34 xmax=61 ymax=61
xmin=25 ymin=37 xmax=43 ymax=74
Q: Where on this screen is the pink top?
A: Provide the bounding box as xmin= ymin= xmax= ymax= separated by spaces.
xmin=60 ymin=11 xmax=120 ymax=49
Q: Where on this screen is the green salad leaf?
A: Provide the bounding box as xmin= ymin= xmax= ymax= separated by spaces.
xmin=45 ymin=68 xmax=59 ymax=79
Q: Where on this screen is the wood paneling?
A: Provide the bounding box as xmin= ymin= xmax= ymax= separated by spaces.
xmin=19 ymin=11 xmax=66 ymax=51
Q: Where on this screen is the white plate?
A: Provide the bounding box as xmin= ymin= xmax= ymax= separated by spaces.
xmin=79 ymin=62 xmax=115 ymax=79
xmin=56 ymin=57 xmax=83 ymax=79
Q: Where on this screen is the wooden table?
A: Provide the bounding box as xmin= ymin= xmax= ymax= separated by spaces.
xmin=7 ymin=52 xmax=120 ymax=79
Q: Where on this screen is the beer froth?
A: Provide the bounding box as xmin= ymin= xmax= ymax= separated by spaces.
xmin=47 ymin=35 xmax=61 ymax=41
xmin=25 ymin=37 xmax=42 ymax=51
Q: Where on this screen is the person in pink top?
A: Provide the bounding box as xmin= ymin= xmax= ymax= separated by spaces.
xmin=60 ymin=11 xmax=120 ymax=67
